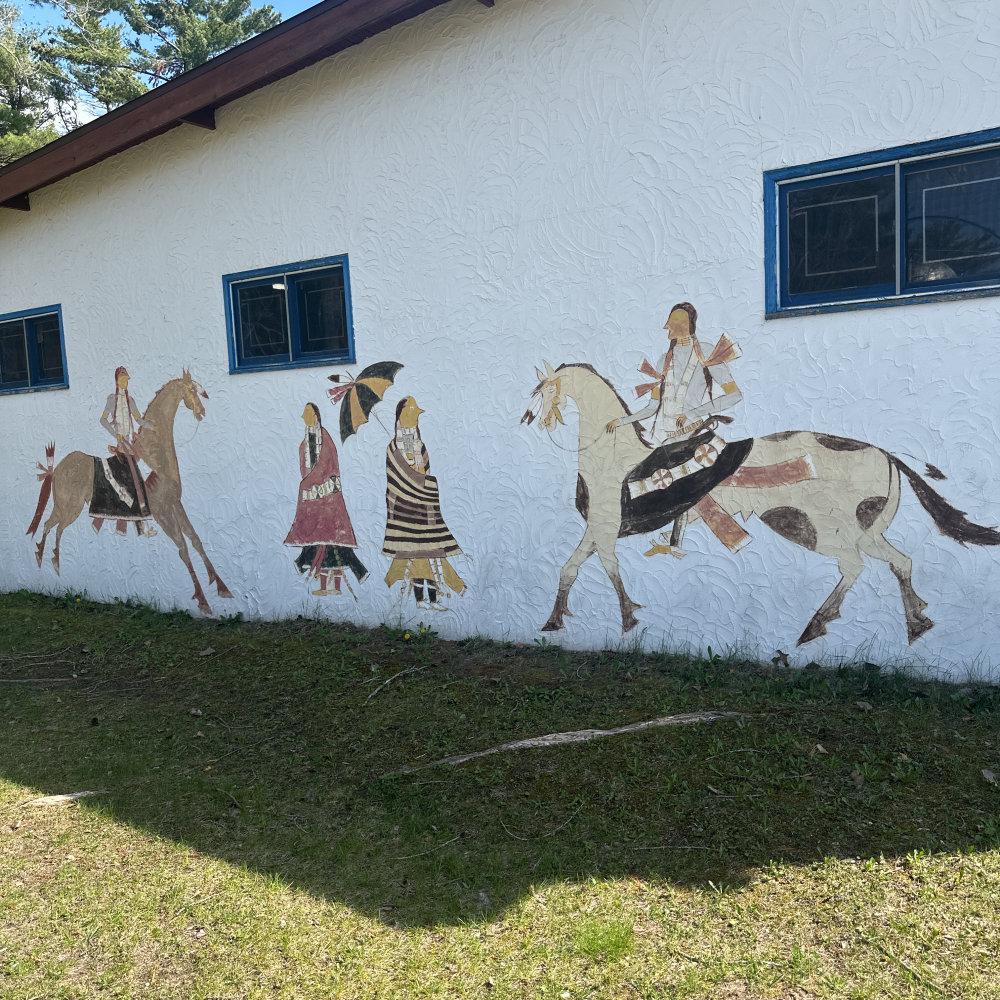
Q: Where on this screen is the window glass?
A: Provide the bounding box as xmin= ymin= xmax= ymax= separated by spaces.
xmin=237 ymin=283 xmax=289 ymax=359
xmin=905 ymin=152 xmax=1000 ymax=287
xmin=33 ymin=315 xmax=65 ymax=382
xmin=295 ymin=268 xmax=347 ymax=355
xmin=225 ymin=256 xmax=354 ymax=373
xmin=0 ymin=308 xmax=67 ymax=393
xmin=0 ymin=321 xmax=29 ymax=387
xmin=767 ymin=131 xmax=1000 ymax=315
xmin=786 ymin=172 xmax=896 ymax=298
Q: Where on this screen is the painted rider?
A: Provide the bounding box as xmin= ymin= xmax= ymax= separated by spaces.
xmin=100 ymin=366 xmax=156 ymax=536
xmin=606 ymin=302 xmax=742 ymax=558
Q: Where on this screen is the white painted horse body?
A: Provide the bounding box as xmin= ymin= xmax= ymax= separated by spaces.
xmin=528 ymin=363 xmax=998 ymax=645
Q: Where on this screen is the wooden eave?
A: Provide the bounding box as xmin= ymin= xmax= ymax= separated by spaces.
xmin=0 ymin=0 xmax=480 ymax=211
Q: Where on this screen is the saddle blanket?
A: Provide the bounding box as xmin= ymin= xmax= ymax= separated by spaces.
xmin=627 ymin=435 xmax=727 ymax=499
xmin=88 ymin=454 xmax=149 ymax=521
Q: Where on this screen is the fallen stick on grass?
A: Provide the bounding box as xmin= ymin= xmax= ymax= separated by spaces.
xmin=0 ymin=675 xmax=77 ymax=684
xmin=365 ymin=665 xmax=425 ymax=704
xmin=20 ymin=790 xmax=107 ymax=807
xmin=386 ymin=711 xmax=745 ymax=775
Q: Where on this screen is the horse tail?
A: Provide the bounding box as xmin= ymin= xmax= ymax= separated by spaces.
xmin=890 ymin=454 xmax=1000 ymax=547
xmin=26 ymin=442 xmax=56 ymax=537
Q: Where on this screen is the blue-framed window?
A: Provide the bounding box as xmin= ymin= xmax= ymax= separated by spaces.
xmin=0 ymin=305 xmax=68 ymax=395
xmin=223 ymin=255 xmax=355 ymax=373
xmin=765 ymin=127 xmax=1000 ymax=317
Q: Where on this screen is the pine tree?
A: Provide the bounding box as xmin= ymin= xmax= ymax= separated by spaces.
xmin=38 ymin=0 xmax=281 ymax=113
xmin=0 ymin=5 xmax=64 ymax=166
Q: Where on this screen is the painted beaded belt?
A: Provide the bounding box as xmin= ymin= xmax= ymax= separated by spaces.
xmin=302 ymin=475 xmax=342 ymax=501
xmin=627 ymin=435 xmax=726 ymax=499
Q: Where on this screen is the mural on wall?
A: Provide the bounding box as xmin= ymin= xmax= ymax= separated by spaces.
xmin=284 ymin=402 xmax=369 ymax=597
xmin=383 ymin=396 xmax=466 ymax=611
xmin=327 ymin=361 xmax=405 ymax=443
xmin=523 ymin=302 xmax=1000 ymax=645
xmin=26 ymin=369 xmax=233 ymax=614
xmin=93 ymin=366 xmax=156 ymax=537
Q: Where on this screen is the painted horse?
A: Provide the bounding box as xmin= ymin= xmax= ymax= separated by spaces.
xmin=524 ymin=362 xmax=999 ymax=645
xmin=26 ymin=370 xmax=233 ymax=615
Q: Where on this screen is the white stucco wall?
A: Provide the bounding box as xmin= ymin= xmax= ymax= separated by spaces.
xmin=2 ymin=0 xmax=1000 ymax=676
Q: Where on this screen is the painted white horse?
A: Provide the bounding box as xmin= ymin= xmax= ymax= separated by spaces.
xmin=525 ymin=362 xmax=999 ymax=645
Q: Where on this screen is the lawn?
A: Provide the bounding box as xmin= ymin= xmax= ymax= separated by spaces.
xmin=0 ymin=590 xmax=998 ymax=998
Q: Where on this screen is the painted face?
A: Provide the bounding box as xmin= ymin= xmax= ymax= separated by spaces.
xmin=117 ymin=373 xmax=129 ymax=389
xmin=398 ymin=397 xmax=424 ymax=429
xmin=664 ymin=308 xmax=691 ymax=343
xmin=537 ymin=377 xmax=565 ymax=431
xmin=302 ymin=404 xmax=318 ymax=427
xmin=181 ymin=374 xmax=207 ymax=421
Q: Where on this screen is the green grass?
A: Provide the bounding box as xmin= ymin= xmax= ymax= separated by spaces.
xmin=0 ymin=589 xmax=998 ymax=998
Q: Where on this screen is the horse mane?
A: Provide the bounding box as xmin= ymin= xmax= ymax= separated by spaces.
xmin=133 ymin=376 xmax=186 ymax=455
xmin=554 ymin=363 xmax=651 ymax=446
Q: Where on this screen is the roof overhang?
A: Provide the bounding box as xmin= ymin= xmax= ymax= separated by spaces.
xmin=0 ymin=0 xmax=492 ymax=211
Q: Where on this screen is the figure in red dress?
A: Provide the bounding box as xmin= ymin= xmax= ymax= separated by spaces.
xmin=284 ymin=403 xmax=368 ymax=596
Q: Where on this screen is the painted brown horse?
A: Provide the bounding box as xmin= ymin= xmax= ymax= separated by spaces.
xmin=526 ymin=362 xmax=1000 ymax=646
xmin=27 ymin=370 xmax=233 ymax=614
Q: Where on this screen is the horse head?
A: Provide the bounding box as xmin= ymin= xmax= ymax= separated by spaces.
xmin=180 ymin=368 xmax=209 ymax=422
xmin=521 ymin=361 xmax=565 ymax=431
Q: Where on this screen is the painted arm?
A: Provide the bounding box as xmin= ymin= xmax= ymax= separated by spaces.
xmin=685 ymin=362 xmax=742 ymax=422
xmin=617 ymin=398 xmax=658 ymax=427
xmin=610 ymin=351 xmax=669 ymax=431
xmin=130 ymin=399 xmax=154 ymax=430
xmin=100 ymin=394 xmax=117 ymax=438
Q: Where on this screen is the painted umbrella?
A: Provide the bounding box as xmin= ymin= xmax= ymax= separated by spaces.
xmin=328 ymin=361 xmax=405 ymax=442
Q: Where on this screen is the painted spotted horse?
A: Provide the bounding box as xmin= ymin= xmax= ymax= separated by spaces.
xmin=524 ymin=362 xmax=999 ymax=645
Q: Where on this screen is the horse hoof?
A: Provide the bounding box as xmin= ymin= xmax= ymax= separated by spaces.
xmin=622 ymin=616 xmax=640 ymax=633
xmin=540 ymin=620 xmax=564 ymax=632
xmin=217 ymin=585 xmax=234 ymax=599
xmin=796 ymin=617 xmax=827 ymax=646
xmin=51 ymin=557 xmax=60 ymax=576
xmin=907 ymin=615 xmax=934 ymax=644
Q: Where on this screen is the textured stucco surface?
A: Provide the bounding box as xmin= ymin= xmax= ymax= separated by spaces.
xmin=2 ymin=0 xmax=1000 ymax=675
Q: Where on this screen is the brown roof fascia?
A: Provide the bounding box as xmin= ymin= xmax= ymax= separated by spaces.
xmin=0 ymin=0 xmax=460 ymax=210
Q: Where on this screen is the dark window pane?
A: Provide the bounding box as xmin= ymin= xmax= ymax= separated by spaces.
xmin=785 ymin=172 xmax=895 ymax=298
xmin=905 ymin=153 xmax=1000 ymax=286
xmin=32 ymin=315 xmax=64 ymax=382
xmin=294 ymin=268 xmax=348 ymax=355
xmin=0 ymin=321 xmax=29 ymax=387
xmin=236 ymin=284 xmax=289 ymax=359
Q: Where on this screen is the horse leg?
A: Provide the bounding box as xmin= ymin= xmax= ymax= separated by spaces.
xmin=155 ymin=511 xmax=212 ymax=615
xmin=797 ymin=550 xmax=864 ymax=646
xmin=36 ymin=514 xmax=55 ymax=568
xmin=859 ymin=533 xmax=933 ymax=643
xmin=175 ymin=503 xmax=233 ymax=599
xmin=46 ymin=481 xmax=88 ymax=575
xmin=541 ymin=528 xmax=597 ymax=631
xmin=51 ymin=523 xmax=67 ymax=575
xmin=594 ymin=530 xmax=642 ymax=633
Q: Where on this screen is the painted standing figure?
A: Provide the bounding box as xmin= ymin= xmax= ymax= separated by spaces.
xmin=284 ymin=403 xmax=369 ymax=596
xmin=382 ymin=396 xmax=466 ymax=610
xmin=607 ymin=302 xmax=743 ymax=558
xmin=92 ymin=365 xmax=156 ymax=537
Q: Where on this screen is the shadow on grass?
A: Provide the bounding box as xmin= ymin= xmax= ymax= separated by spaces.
xmin=1 ymin=590 xmax=997 ymax=927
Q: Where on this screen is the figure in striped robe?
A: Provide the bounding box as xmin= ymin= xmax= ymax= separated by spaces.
xmin=382 ymin=396 xmax=466 ymax=610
